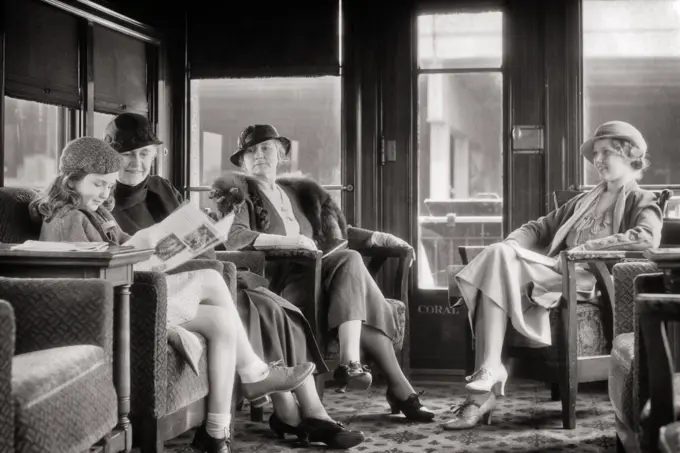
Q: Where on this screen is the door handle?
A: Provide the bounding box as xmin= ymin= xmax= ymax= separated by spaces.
xmin=322 ymin=184 xmax=354 ymax=192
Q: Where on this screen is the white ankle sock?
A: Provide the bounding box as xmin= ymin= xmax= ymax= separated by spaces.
xmin=238 ymin=360 xmax=270 ymax=384
xmin=206 ymin=412 xmax=231 ymax=439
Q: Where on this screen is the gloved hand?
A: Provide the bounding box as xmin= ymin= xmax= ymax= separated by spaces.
xmin=370 ymin=231 xmax=415 ymax=261
xmin=253 ymin=233 xmax=319 ymax=252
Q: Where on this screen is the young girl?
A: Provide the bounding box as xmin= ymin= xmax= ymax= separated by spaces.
xmin=32 ymin=137 xmax=315 ymax=453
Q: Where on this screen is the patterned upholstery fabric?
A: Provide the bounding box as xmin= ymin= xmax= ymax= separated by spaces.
xmin=0 ymin=278 xmax=116 ymax=453
xmin=0 ymin=187 xmax=41 ymax=244
xmin=166 ymin=335 xmax=210 ymax=415
xmin=0 ymin=278 xmax=114 ymax=357
xmin=0 ymin=301 xmax=15 ymax=453
xmin=506 ymin=301 xmax=608 ymax=356
xmin=129 ymin=261 xmax=237 ymax=422
xmin=610 ymin=332 xmax=635 ymax=429
xmin=613 ymin=261 xmax=658 ymax=337
xmin=607 ymin=268 xmax=665 ymax=450
xmin=323 ymin=297 xmax=406 ymax=360
xmin=13 ymin=346 xmax=117 ymax=453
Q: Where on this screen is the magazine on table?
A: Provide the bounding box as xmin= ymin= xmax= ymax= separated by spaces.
xmin=11 ymin=241 xmax=110 ymax=252
xmin=126 ymin=203 xmax=235 ymax=272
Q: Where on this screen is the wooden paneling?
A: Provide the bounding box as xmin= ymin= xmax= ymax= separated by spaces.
xmin=506 ymin=0 xmax=546 ymax=230
xmin=511 ymin=154 xmax=545 ymax=225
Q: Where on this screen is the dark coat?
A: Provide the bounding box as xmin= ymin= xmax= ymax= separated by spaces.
xmin=212 ymin=172 xmax=375 ymax=250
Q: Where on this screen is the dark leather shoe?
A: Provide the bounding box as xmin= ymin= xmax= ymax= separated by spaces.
xmin=242 ymin=360 xmax=315 ymax=402
xmin=191 ymin=424 xmax=231 ymax=453
xmin=298 ymin=418 xmax=365 ymax=449
xmin=333 ymin=361 xmax=372 ymax=393
xmin=386 ymin=389 xmax=435 ymax=422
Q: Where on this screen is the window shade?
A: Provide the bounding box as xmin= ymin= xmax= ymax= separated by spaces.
xmin=5 ymin=0 xmax=80 ymax=108
xmin=93 ymin=25 xmax=148 ymax=114
xmin=188 ymin=1 xmax=340 ymax=79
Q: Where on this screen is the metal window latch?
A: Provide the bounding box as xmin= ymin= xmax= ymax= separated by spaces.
xmin=322 ymin=184 xmax=354 ymax=192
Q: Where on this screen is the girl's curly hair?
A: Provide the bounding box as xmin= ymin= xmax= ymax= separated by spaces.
xmin=34 ymin=171 xmax=115 ymax=222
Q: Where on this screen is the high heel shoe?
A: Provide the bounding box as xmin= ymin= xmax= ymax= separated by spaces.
xmin=242 ymin=360 xmax=315 ymax=404
xmin=386 ymin=389 xmax=435 ymax=422
xmin=441 ymin=394 xmax=497 ymax=430
xmin=269 ymin=413 xmax=365 ymax=449
xmin=298 ymin=417 xmax=365 ymax=449
xmin=333 ymin=361 xmax=372 ymax=393
xmin=464 ymin=365 xmax=508 ymax=396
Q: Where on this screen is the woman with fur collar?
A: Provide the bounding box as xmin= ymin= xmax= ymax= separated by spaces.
xmin=103 ymin=115 xmax=365 ymax=449
xmin=210 ymin=124 xmax=434 ymax=424
xmin=443 ymin=121 xmax=663 ymax=430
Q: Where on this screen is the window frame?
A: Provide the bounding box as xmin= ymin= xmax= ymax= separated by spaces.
xmin=0 ymin=0 xmax=161 ymax=187
xmin=412 ymin=9 xmax=506 ymax=290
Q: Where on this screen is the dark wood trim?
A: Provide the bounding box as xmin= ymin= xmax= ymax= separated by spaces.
xmin=79 ymin=20 xmax=95 ymax=136
xmin=501 ymin=3 xmax=512 ymax=235
xmin=39 ymin=0 xmax=160 ymax=44
xmin=340 ymin=0 xmax=357 ymax=226
xmin=0 ymin=0 xmax=5 ymax=188
xmin=170 ymin=11 xmax=189 ymax=192
xmin=146 ymin=42 xmax=159 ymax=174
xmin=415 ymin=0 xmax=507 ymax=14
xmin=571 ymin=0 xmax=583 ymax=188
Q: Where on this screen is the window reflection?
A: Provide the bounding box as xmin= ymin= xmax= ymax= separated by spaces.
xmin=3 ymin=97 xmax=72 ymax=189
xmin=583 ymin=0 xmax=680 ymax=200
xmin=189 ymin=77 xmax=342 ymax=210
xmin=417 ymin=12 xmax=503 ymax=289
xmin=93 ymin=112 xmax=116 ymax=140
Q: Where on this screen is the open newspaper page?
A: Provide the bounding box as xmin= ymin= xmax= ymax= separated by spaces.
xmin=127 ymin=203 xmax=235 ymax=272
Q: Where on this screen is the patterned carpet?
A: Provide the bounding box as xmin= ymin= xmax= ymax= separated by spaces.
xmin=159 ymin=380 xmax=616 ymax=453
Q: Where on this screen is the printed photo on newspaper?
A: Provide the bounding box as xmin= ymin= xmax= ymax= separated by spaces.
xmin=128 ymin=203 xmax=235 ymax=272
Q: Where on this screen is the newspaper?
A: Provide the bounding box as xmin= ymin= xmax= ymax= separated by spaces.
xmin=126 ymin=203 xmax=235 ymax=272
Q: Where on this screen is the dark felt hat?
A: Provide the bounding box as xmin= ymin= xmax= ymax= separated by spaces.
xmin=230 ymin=124 xmax=291 ymax=166
xmin=60 ymin=137 xmax=123 ymax=174
xmin=103 ymin=112 xmax=163 ymax=153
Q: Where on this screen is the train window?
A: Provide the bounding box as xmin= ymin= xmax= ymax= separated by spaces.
xmin=187 ymin=77 xmax=342 ymax=211
xmin=416 ymin=11 xmax=503 ymax=289
xmin=583 ymin=0 xmax=680 ymax=197
xmin=93 ymin=112 xmax=117 ymax=140
xmin=3 ymin=97 xmax=77 ymax=189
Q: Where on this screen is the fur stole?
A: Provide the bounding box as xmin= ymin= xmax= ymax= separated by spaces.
xmin=211 ymin=172 xmax=347 ymax=245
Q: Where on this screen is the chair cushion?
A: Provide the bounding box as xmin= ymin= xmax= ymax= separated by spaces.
xmin=506 ymin=301 xmax=608 ymax=356
xmin=609 ymin=332 xmax=636 ymax=430
xmin=12 ymin=345 xmax=117 ymax=452
xmin=166 ymin=334 xmax=210 ymax=415
xmin=324 ymin=298 xmax=406 ymax=361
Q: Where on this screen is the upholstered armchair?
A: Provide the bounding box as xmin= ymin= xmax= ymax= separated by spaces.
xmin=0 ymin=187 xmax=239 ymax=453
xmin=0 ymin=277 xmax=118 ymax=453
xmin=216 ymin=243 xmax=413 ymax=391
xmin=451 ymin=189 xmax=672 ymax=430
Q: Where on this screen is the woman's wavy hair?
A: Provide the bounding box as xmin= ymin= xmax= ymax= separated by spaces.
xmin=609 ymin=137 xmax=650 ymax=179
xmin=34 ymin=170 xmax=116 ymax=222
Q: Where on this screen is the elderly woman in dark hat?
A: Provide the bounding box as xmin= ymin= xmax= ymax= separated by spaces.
xmin=442 ymin=120 xmax=663 ymax=430
xmin=210 ymin=124 xmax=435 ymax=423
xmin=102 ymin=114 xmax=365 ymax=449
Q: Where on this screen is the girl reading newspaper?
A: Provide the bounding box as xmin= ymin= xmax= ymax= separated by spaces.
xmin=30 ymin=137 xmax=314 ymax=453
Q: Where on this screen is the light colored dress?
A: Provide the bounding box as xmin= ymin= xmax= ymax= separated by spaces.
xmin=454 ymin=196 xmax=614 ymax=347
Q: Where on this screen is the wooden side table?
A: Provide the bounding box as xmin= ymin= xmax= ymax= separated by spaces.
xmin=0 ymin=244 xmax=153 ymax=453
